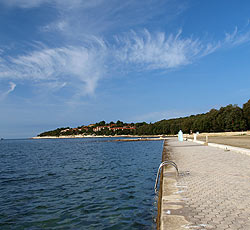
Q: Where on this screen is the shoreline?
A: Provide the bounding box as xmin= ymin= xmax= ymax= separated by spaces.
xmin=32 ymin=130 xmax=250 ymax=140
xmin=31 ymin=134 xmax=173 ymax=139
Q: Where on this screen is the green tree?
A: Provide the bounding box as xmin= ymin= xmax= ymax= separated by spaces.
xmin=97 ymin=121 xmax=106 ymax=126
xmin=243 ymin=100 xmax=250 ymax=129
xmin=116 ymin=120 xmax=124 ymax=127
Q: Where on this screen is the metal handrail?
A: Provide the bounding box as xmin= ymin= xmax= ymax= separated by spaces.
xmin=154 ymin=160 xmax=178 ymax=193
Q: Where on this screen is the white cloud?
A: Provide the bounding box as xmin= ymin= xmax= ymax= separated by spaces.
xmin=7 ymin=82 xmax=16 ymax=93
xmin=114 ymin=27 xmax=250 ymax=71
xmin=1 ymin=0 xmax=48 ymax=8
xmin=2 ymin=30 xmax=216 ymax=98
xmin=1 ymin=27 xmax=250 ymax=100
xmin=1 ymin=0 xmax=103 ymax=9
xmin=225 ymin=27 xmax=238 ymax=44
xmin=224 ymin=26 xmax=250 ymax=46
xmin=114 ymin=29 xmax=215 ymax=70
xmin=0 ymin=41 xmax=107 ymax=96
xmin=37 ymin=81 xmax=67 ymax=90
xmin=36 ymin=0 xmax=188 ymax=42
xmin=0 ymin=82 xmax=16 ymax=100
xmin=41 ymin=20 xmax=68 ymax=32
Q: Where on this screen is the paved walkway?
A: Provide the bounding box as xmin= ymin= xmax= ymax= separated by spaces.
xmin=161 ymin=138 xmax=250 ymax=230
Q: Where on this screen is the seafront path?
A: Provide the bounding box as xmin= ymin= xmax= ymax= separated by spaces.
xmin=160 ymin=137 xmax=250 ymax=230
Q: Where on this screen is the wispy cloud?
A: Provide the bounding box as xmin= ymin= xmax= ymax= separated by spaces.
xmin=114 ymin=29 xmax=218 ymax=70
xmin=0 ymin=40 xmax=107 ymax=96
xmin=1 ymin=0 xmax=48 ymax=8
xmin=36 ymin=0 xmax=188 ymax=40
xmin=1 ymin=25 xmax=250 ymax=100
xmin=1 ymin=0 xmax=98 ymax=9
xmin=7 ymin=82 xmax=16 ymax=94
xmin=224 ymin=26 xmax=250 ymax=46
xmin=0 ymin=29 xmax=212 ymax=98
xmin=0 ymin=82 xmax=16 ymax=100
xmin=41 ymin=20 xmax=68 ymax=33
xmin=114 ymin=26 xmax=250 ymax=72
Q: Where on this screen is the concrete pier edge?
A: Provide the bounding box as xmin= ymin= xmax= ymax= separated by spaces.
xmin=156 ymin=140 xmax=166 ymax=230
xmin=157 ymin=139 xmax=191 ymax=230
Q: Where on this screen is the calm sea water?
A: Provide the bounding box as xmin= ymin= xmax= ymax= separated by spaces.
xmin=0 ymin=138 xmax=163 ymax=230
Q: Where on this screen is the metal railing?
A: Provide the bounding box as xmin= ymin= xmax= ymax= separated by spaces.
xmin=154 ymin=160 xmax=179 ymax=193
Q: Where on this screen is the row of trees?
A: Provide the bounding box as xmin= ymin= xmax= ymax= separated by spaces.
xmin=135 ymin=100 xmax=250 ymax=135
xmin=38 ymin=99 xmax=250 ymax=136
xmin=38 ymin=127 xmax=71 ymax=137
xmin=38 ymin=121 xmax=143 ymax=136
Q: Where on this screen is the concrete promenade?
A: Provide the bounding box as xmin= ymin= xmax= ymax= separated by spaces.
xmin=160 ymin=138 xmax=250 ymax=230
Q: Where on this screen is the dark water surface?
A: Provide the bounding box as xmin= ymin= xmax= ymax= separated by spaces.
xmin=0 ymin=138 xmax=163 ymax=229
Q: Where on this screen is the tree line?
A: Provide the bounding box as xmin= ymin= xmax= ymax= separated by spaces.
xmin=38 ymin=120 xmax=142 ymax=137
xmin=135 ymin=100 xmax=250 ymax=135
xmin=38 ymin=99 xmax=250 ymax=136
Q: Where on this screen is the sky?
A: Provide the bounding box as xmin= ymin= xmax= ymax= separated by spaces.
xmin=1 ymin=0 xmax=250 ymax=138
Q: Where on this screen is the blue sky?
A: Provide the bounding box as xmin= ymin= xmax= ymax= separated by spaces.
xmin=1 ymin=0 xmax=250 ymax=138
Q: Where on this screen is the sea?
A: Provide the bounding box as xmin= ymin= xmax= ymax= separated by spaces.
xmin=0 ymin=138 xmax=163 ymax=230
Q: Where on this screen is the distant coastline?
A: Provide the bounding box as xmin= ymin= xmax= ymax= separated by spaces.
xmin=33 ymin=130 xmax=250 ymax=140
xmin=35 ymin=99 xmax=250 ymax=139
xmin=32 ymin=134 xmax=169 ymax=139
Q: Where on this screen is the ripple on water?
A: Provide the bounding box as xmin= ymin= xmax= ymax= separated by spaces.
xmin=0 ymin=138 xmax=163 ymax=229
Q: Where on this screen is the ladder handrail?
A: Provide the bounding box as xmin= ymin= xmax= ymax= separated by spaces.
xmin=154 ymin=160 xmax=178 ymax=193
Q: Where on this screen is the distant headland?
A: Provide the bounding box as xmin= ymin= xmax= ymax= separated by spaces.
xmin=35 ymin=99 xmax=250 ymax=138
